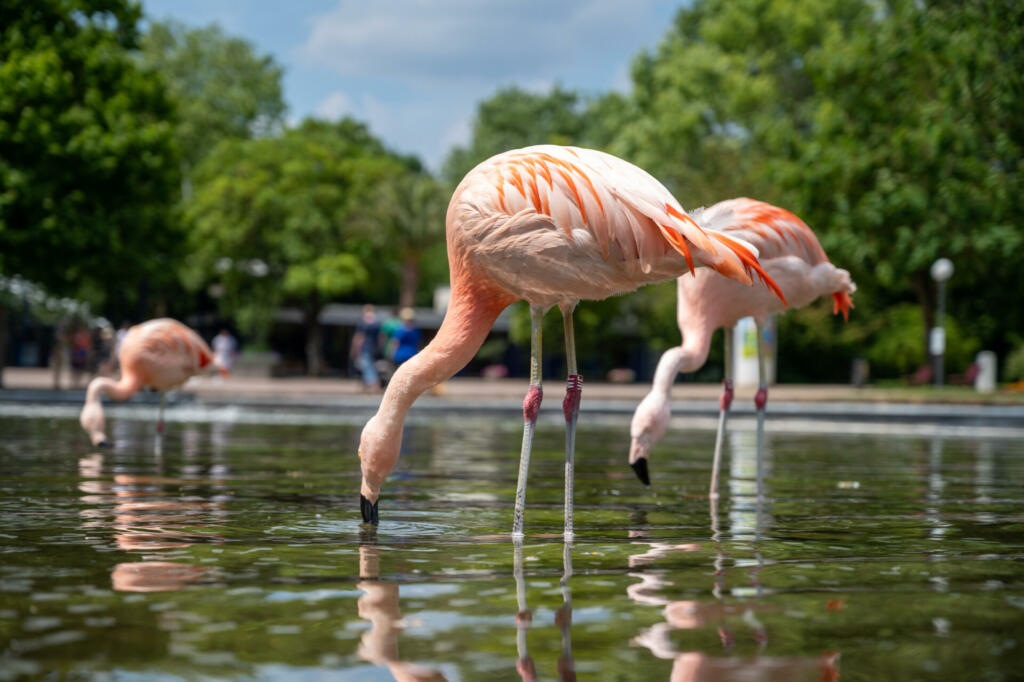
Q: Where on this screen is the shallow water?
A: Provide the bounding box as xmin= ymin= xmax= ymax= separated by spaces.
xmin=1 ymin=407 xmax=1023 ymax=681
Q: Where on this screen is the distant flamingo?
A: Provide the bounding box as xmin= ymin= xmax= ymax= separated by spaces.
xmin=357 ymin=146 xmax=785 ymax=538
xmin=80 ymin=318 xmax=226 ymax=446
xmin=628 ymin=198 xmax=855 ymax=495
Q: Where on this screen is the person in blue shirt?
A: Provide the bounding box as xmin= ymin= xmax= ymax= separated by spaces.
xmin=350 ymin=304 xmax=382 ymax=391
xmin=389 ymin=307 xmax=421 ymax=366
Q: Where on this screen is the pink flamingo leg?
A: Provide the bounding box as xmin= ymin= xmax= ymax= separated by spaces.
xmin=513 ymin=305 xmax=545 ymax=539
xmin=560 ymin=303 xmax=581 ymax=541
xmin=709 ymin=327 xmax=734 ymax=498
xmin=755 ymin=323 xmax=768 ymax=502
xmin=156 ymin=392 xmax=166 ymax=433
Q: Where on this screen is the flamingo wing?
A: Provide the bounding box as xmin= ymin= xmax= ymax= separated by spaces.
xmin=476 ymin=146 xmax=781 ymax=297
xmin=694 ymin=198 xmax=829 ymax=265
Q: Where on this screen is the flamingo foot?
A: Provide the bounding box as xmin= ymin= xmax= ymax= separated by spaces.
xmin=360 ymin=495 xmax=379 ymax=525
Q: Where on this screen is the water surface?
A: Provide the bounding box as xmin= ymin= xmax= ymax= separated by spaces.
xmin=1 ymin=407 xmax=1022 ymax=680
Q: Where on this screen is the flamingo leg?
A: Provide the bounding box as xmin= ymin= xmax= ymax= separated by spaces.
xmin=755 ymin=323 xmax=768 ymax=503
xmin=560 ymin=303 xmax=581 ymax=542
xmin=709 ymin=326 xmax=734 ymax=498
xmin=156 ymin=392 xmax=166 ymax=433
xmin=513 ymin=305 xmax=545 ymax=539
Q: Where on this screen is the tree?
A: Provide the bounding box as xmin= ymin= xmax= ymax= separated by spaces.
xmin=139 ymin=20 xmax=286 ymax=179
xmin=779 ymin=0 xmax=1024 ymax=361
xmin=0 ymin=0 xmax=181 ymax=383
xmin=442 ymin=86 xmax=590 ymax=185
xmin=361 ymin=171 xmax=449 ymax=309
xmin=185 ymin=118 xmax=407 ymax=375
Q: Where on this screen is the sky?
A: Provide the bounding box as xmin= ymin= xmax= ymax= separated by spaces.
xmin=140 ymin=1 xmax=684 ymax=170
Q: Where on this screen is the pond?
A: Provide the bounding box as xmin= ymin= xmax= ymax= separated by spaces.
xmin=1 ymin=405 xmax=1022 ymax=680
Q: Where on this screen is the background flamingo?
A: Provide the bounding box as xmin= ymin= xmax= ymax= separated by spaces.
xmin=357 ymin=145 xmax=785 ymax=538
xmin=80 ymin=318 xmax=226 ymax=446
xmin=628 ymin=198 xmax=856 ymax=495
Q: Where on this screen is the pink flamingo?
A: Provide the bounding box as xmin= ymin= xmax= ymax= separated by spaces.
xmin=628 ymin=198 xmax=856 ymax=495
xmin=80 ymin=318 xmax=227 ymax=446
xmin=357 ymin=146 xmax=785 ymax=538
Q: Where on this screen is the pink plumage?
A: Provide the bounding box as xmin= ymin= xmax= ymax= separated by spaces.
xmin=628 ymin=198 xmax=856 ymax=486
xmin=357 ymin=147 xmax=787 ymax=534
xmin=80 ymin=318 xmax=226 ymax=446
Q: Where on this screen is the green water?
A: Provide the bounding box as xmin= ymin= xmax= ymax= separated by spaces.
xmin=1 ymin=408 xmax=1023 ymax=680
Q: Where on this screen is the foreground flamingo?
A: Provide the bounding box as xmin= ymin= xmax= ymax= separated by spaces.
xmin=628 ymin=198 xmax=855 ymax=494
xmin=80 ymin=318 xmax=226 ymax=446
xmin=357 ymin=146 xmax=785 ymax=538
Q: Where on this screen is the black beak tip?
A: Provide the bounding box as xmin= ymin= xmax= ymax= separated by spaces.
xmin=97 ymin=440 xmax=113 ymax=449
xmin=360 ymin=494 xmax=379 ymax=525
xmin=631 ymin=458 xmax=651 ymax=486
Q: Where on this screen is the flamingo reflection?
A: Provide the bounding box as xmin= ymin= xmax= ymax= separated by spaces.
xmin=77 ymin=439 xmax=228 ymax=592
xmin=627 ymin=438 xmax=840 ymax=681
xmin=357 ymin=543 xmax=449 ymax=682
xmin=512 ymin=542 xmax=576 ymax=681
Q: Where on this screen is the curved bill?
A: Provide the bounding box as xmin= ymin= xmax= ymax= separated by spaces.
xmin=631 ymin=458 xmax=650 ymax=486
xmin=360 ymin=494 xmax=379 ymax=525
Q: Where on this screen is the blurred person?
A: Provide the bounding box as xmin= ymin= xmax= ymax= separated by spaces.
xmin=389 ymin=307 xmax=422 ymax=367
xmin=212 ymin=329 xmax=238 ymax=373
xmin=350 ymin=304 xmax=382 ymax=391
xmin=70 ymin=324 xmax=92 ymax=387
xmin=96 ymin=326 xmax=117 ymax=375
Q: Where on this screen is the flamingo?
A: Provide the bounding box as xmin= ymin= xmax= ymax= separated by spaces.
xmin=79 ymin=318 xmax=227 ymax=446
xmin=628 ymin=198 xmax=856 ymax=496
xmin=357 ymin=145 xmax=785 ymax=538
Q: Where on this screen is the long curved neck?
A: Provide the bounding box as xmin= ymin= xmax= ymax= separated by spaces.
xmin=86 ymin=375 xmax=141 ymax=404
xmin=376 ymin=280 xmax=513 ymax=436
xmin=650 ymin=324 xmax=714 ymax=398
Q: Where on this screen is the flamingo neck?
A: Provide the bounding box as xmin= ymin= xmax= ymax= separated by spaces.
xmin=650 ymin=327 xmax=713 ymax=398
xmin=361 ymin=280 xmax=513 ymax=499
xmin=86 ymin=375 xmax=141 ymax=404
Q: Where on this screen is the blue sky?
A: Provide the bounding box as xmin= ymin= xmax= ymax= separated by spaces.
xmin=140 ymin=1 xmax=683 ymax=170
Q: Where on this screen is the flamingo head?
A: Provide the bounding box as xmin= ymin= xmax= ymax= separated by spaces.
xmin=629 ymin=393 xmax=670 ymax=486
xmin=357 ymin=414 xmax=401 ymax=525
xmin=79 ymin=400 xmax=111 ymax=447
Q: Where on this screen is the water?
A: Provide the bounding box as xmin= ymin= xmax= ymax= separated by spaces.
xmin=1 ymin=406 xmax=1023 ymax=680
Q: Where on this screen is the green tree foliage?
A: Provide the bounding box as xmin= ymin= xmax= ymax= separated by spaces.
xmin=139 ymin=20 xmax=286 ymax=176
xmin=781 ymin=0 xmax=1024 ymax=359
xmin=185 ymin=118 xmax=407 ymax=375
xmin=359 ymin=171 xmax=449 ymax=308
xmin=614 ymin=0 xmax=1023 ymax=380
xmin=0 ymin=0 xmax=181 ymax=305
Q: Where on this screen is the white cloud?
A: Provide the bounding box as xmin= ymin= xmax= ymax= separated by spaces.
xmin=296 ymin=1 xmax=676 ymax=168
xmin=300 ymin=0 xmax=665 ymax=87
xmin=314 ymin=91 xmax=355 ymax=120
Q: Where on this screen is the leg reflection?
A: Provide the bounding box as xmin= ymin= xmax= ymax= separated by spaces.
xmin=357 ymin=543 xmax=449 ymax=682
xmin=512 ymin=541 xmax=576 ymax=681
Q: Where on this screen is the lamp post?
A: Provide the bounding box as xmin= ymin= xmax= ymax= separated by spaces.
xmin=929 ymin=258 xmax=954 ymax=387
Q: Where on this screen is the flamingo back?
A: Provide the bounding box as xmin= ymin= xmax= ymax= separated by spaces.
xmin=449 ymin=146 xmax=783 ymax=302
xmin=693 ymin=198 xmax=829 ymax=264
xmin=119 ymin=318 xmax=215 ymax=390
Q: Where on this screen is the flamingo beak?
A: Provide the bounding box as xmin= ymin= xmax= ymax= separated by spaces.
xmin=360 ymin=494 xmax=379 ymax=525
xmin=631 ymin=457 xmax=650 ymax=486
xmin=97 ymin=440 xmax=113 ymax=449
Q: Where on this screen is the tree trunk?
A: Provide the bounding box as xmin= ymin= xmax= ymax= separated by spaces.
xmin=304 ymin=294 xmax=323 ymax=377
xmin=399 ymin=253 xmax=420 ymax=309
